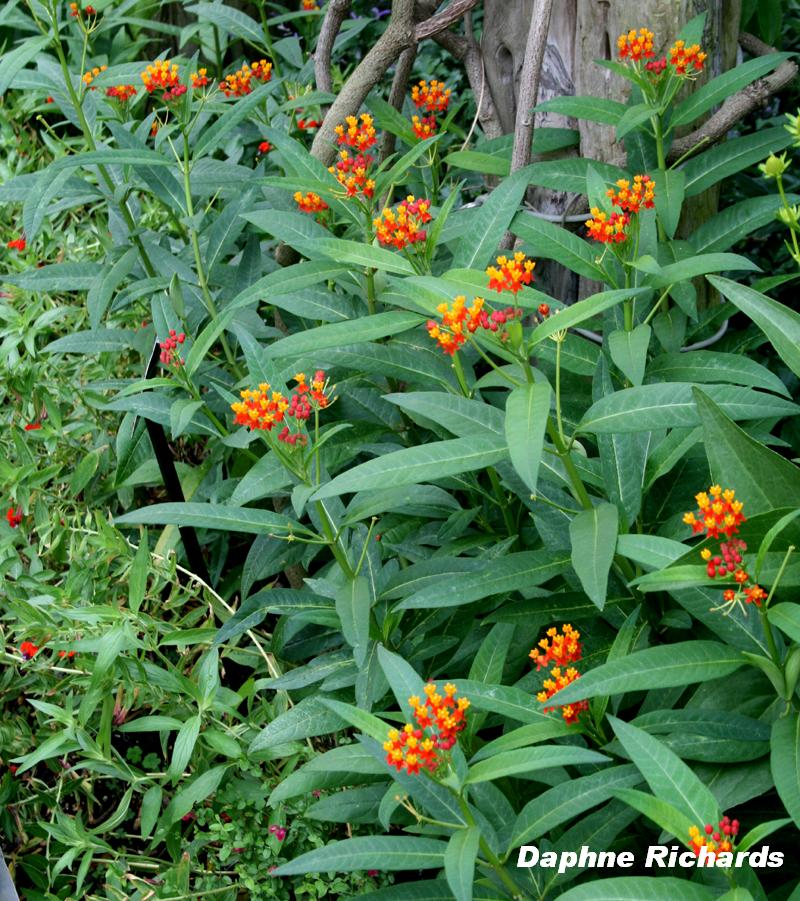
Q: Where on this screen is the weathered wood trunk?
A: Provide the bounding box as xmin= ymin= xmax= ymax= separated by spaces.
xmin=481 ymin=0 xmax=742 ymax=300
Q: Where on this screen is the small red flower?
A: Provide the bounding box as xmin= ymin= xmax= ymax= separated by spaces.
xmin=7 ymin=237 xmax=26 ymax=252
xmin=159 ymin=329 xmax=186 ymax=367
xmin=258 ymin=140 xmax=272 ymax=155
xmin=19 ymin=641 xmax=39 ymax=660
xmin=6 ymin=507 xmax=23 ymax=528
xmin=24 ymin=423 xmax=41 ymax=431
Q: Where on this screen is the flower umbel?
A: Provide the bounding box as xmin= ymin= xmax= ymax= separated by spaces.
xmin=426 ymin=296 xmax=522 ymax=355
xmin=617 ymin=28 xmax=656 ymax=62
xmin=294 ymin=191 xmax=329 ymax=214
xmin=486 ymin=252 xmax=536 ymax=294
xmin=586 ymin=208 xmax=630 ymax=244
xmin=607 ymin=175 xmax=655 ymax=214
xmin=140 ymin=60 xmax=182 ymax=98
xmin=231 ymin=384 xmax=289 ymax=431
xmin=669 ymin=40 xmax=707 ymax=75
xmin=373 ymin=196 xmax=432 ymax=250
xmin=159 ymin=329 xmax=186 ymax=367
xmin=412 ymin=114 xmax=437 ymax=139
xmin=329 ymin=151 xmax=375 ymax=199
xmin=106 ymin=85 xmax=137 ymax=103
xmin=384 ymin=682 xmax=470 ymax=775
xmin=334 ymin=113 xmax=377 ymax=152
xmin=689 ymin=817 xmax=739 ymax=859
xmin=683 ymin=485 xmax=746 ymax=540
xmin=19 ymin=641 xmax=39 ymax=660
xmin=412 ymin=80 xmax=451 ymax=114
xmin=536 ymin=667 xmax=588 ymax=725
xmin=529 ymin=624 xmax=582 ymax=671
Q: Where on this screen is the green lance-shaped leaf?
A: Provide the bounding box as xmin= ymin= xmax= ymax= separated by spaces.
xmin=693 ymin=388 xmax=800 ymax=517
xmin=505 ymin=381 xmax=551 ymax=495
xmin=609 ymin=716 xmax=719 ymax=827
xmin=335 ymin=576 xmax=371 ymax=668
xmin=452 ymin=165 xmax=533 ymax=271
xmin=771 ymin=713 xmax=800 ymax=828
xmin=579 ymin=383 xmax=798 ymax=433
xmin=312 ymin=435 xmax=508 ymax=500
xmin=464 ymin=745 xmax=610 ymax=785
xmin=569 ymin=503 xmax=618 ymax=611
xmin=709 ymin=275 xmax=800 ymax=381
xmin=271 ymin=836 xmax=449 ymax=876
xmin=529 ymin=288 xmax=650 ymax=348
xmin=115 ymin=502 xmax=310 ymax=537
xmin=547 ymin=641 xmax=744 ymax=707
xmin=556 ymin=877 xmax=715 ymax=901
xmin=444 ymin=827 xmax=480 ymax=901
xmin=608 ymin=325 xmax=651 ymax=386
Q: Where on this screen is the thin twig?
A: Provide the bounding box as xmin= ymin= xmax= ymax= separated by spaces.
xmin=668 ymin=32 xmax=798 ymax=163
xmin=314 ymin=0 xmax=351 ymax=95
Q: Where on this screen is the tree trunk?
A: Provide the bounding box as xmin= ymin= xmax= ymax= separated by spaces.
xmin=481 ymin=0 xmax=742 ymax=300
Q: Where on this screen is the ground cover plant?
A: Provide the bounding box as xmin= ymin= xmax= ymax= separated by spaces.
xmin=2 ymin=1 xmax=800 ymax=899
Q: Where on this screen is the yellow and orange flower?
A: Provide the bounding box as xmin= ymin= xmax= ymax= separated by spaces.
xmin=106 ymin=84 xmax=136 ymax=102
xmin=426 ymin=296 xmax=522 ymax=355
xmin=536 ymin=666 xmax=587 ymax=725
xmin=302 ymin=0 xmax=319 ymax=8
xmin=412 ymin=114 xmax=437 ymax=140
xmin=82 ymin=64 xmax=107 ymax=87
xmin=374 ymin=195 xmax=432 ymax=250
xmin=529 ymin=624 xmax=582 ymax=671
xmin=329 ymin=150 xmax=375 ymax=199
xmin=411 ymin=79 xmax=451 ymax=114
xmin=334 ymin=113 xmax=377 ymax=152
xmin=231 ymin=384 xmax=289 ymax=431
xmin=689 ymin=817 xmax=739 ymax=859
xmin=140 ymin=60 xmax=180 ymax=94
xmin=607 ymin=174 xmax=655 ymax=214
xmin=617 ymin=27 xmax=656 ymax=62
xmin=220 ymin=59 xmax=272 ymax=97
xmin=384 ymin=682 xmax=470 ymax=776
xmin=669 ymin=40 xmax=707 ymax=75
xmin=294 ymin=191 xmax=329 ymax=214
xmin=585 ymin=208 xmax=629 ymax=244
xmin=683 ymin=485 xmax=746 ymax=541
xmin=191 ymin=68 xmax=210 ymax=88
xmin=486 ymin=252 xmax=536 ymax=294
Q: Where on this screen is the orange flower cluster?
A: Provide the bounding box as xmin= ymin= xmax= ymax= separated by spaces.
xmin=617 ymin=27 xmax=655 ymax=62
xmin=279 ymin=371 xmax=333 ymax=445
xmin=669 ymin=40 xmax=707 ymax=75
xmin=409 ymin=80 xmax=451 ymax=140
xmin=426 ymin=296 xmax=522 ymax=355
xmin=412 ymin=114 xmax=437 ymax=140
xmin=383 ymin=683 xmax=470 ymax=775
xmin=329 ymin=151 xmax=376 ymax=199
xmin=536 ymin=667 xmax=587 ymax=725
xmin=220 ymin=59 xmax=272 ymax=97
xmin=231 ymin=384 xmax=289 ymax=432
xmin=486 ymin=252 xmax=536 ymax=294
xmin=334 ymin=113 xmax=377 ymax=152
xmin=302 ymin=0 xmax=319 ymax=8
xmin=191 ymin=69 xmax=210 ymax=88
xmin=140 ymin=60 xmax=187 ymax=100
xmin=686 ymin=486 xmax=766 ymax=615
xmin=412 ymin=80 xmax=451 ymax=114
xmin=689 ymin=817 xmax=739 ymax=859
xmin=106 ymin=84 xmax=137 ymax=103
xmin=529 ymin=624 xmax=582 ymax=671
xmin=683 ymin=485 xmax=745 ymax=540
xmin=82 ymin=64 xmax=107 ymax=88
xmin=374 ymin=196 xmax=432 ymax=250
xmin=532 ymin=624 xmax=587 ymax=725
xmin=607 ymin=175 xmax=655 ymax=214
xmin=294 ymin=191 xmax=329 ymax=214
xmin=586 ymin=208 xmax=630 ymax=244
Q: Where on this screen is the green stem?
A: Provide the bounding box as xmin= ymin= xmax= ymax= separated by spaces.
xmin=366 ymin=268 xmax=377 ymax=315
xmin=555 ymin=337 xmax=566 ymax=443
xmin=452 ymin=351 xmax=471 ymax=396
xmin=652 ymin=114 xmax=668 ymax=245
xmin=181 ymin=134 xmax=241 ymax=377
xmin=455 ymin=794 xmax=526 ymax=900
xmin=315 ymin=500 xmax=354 ymax=579
xmin=776 ymin=175 xmax=800 ymax=264
xmin=546 ymin=419 xmax=592 ymax=511
xmin=487 ymin=467 xmax=516 ymax=540
xmin=765 ymin=545 xmax=795 ymax=609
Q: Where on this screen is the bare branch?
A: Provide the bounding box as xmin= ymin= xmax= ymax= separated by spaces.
xmin=415 ymin=0 xmax=482 ymax=41
xmin=668 ymin=32 xmax=798 ymax=163
xmin=435 ymin=22 xmax=504 ymax=139
xmin=509 ymin=0 xmax=555 ymax=174
xmin=310 ymin=0 xmax=417 ymax=165
xmin=314 ymin=0 xmax=352 ymax=94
